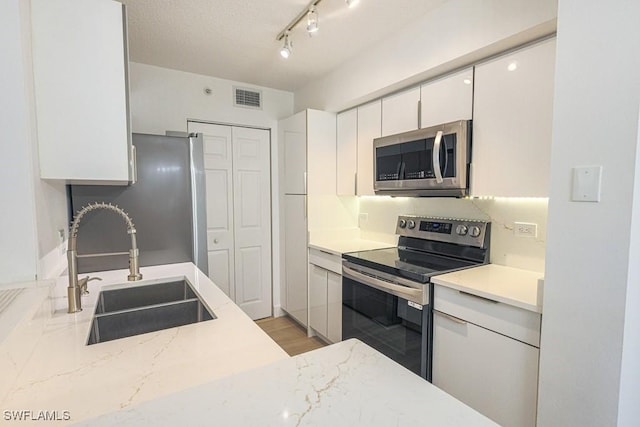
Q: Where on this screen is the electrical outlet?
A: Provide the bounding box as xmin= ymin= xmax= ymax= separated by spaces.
xmin=514 ymin=222 xmax=537 ymax=238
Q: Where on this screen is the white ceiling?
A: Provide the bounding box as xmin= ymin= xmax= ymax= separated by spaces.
xmin=121 ymin=0 xmax=448 ymax=92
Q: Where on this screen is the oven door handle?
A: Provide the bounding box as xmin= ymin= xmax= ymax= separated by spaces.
xmin=343 ymin=265 xmax=424 ymax=305
xmin=433 ymin=130 xmax=444 ymax=184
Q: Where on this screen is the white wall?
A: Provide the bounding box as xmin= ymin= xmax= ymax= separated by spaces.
xmin=0 ymin=0 xmax=39 ymax=284
xmin=358 ymin=197 xmax=548 ymax=273
xmin=0 ymin=0 xmax=69 ymax=286
xmin=295 ymin=0 xmax=558 ymax=112
xmin=129 ymin=62 xmax=293 ymax=134
xmin=129 ymin=63 xmax=295 ymax=315
xmin=537 ymin=0 xmax=640 ymax=425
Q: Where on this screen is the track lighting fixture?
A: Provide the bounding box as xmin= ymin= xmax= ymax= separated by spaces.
xmin=306 ymin=5 xmax=319 ymax=35
xmin=276 ymin=0 xmax=362 ymax=58
xmin=280 ymin=31 xmax=292 ymax=59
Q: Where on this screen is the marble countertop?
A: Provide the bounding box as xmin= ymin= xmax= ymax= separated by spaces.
xmin=0 ymin=263 xmax=288 ymax=425
xmin=432 ymin=264 xmax=544 ymax=313
xmin=308 ymin=239 xmax=393 ymax=256
xmin=79 ymin=339 xmax=497 ymax=427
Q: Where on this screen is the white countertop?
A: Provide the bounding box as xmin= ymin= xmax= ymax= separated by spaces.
xmin=0 ymin=263 xmax=288 ymax=425
xmin=308 ymin=238 xmax=393 ymax=256
xmin=432 ymin=264 xmax=543 ymax=313
xmin=79 ymin=339 xmax=497 ymax=427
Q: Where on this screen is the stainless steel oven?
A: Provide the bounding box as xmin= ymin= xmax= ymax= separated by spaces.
xmin=342 ymin=216 xmax=491 ymax=381
xmin=373 ymin=120 xmax=471 ymax=197
xmin=342 ymin=262 xmax=429 ymax=378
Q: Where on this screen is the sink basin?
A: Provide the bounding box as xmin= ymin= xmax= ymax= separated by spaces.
xmin=87 ymin=279 xmax=216 ymax=345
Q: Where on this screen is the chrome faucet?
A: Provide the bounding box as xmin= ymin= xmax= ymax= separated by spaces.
xmin=67 ymin=202 xmax=142 ymax=313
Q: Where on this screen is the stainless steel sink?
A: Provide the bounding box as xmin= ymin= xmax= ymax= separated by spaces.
xmin=87 ymin=279 xmax=216 ymax=345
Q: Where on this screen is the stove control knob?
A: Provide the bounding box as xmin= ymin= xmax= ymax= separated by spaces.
xmin=407 ymin=220 xmax=416 ymax=229
xmin=456 ymin=225 xmax=468 ymax=236
xmin=469 ymin=226 xmax=481 ymax=238
xmin=399 ymin=219 xmax=407 ymax=228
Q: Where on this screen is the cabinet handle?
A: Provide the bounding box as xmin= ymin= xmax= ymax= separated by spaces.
xmin=432 ymin=130 xmax=444 ymax=184
xmin=303 ymin=172 xmax=307 ymax=194
xmin=459 ymin=290 xmax=499 ymax=304
xmin=130 ymin=144 xmax=138 ymax=184
xmin=354 ymin=172 xmax=357 ymax=195
xmin=434 ymin=310 xmax=467 ymax=325
xmin=417 ymin=99 xmax=422 ymax=129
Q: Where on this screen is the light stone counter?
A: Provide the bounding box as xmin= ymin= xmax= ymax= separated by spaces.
xmin=79 ymin=339 xmax=498 ymax=427
xmin=308 ymin=239 xmax=393 ymax=256
xmin=0 ymin=263 xmax=288 ymax=425
xmin=432 ymin=264 xmax=544 ymax=313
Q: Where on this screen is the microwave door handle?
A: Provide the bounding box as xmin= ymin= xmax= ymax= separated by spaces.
xmin=398 ymin=161 xmax=405 ymax=179
xmin=441 ymin=134 xmax=448 ymax=177
xmin=433 ymin=130 xmax=444 ymax=183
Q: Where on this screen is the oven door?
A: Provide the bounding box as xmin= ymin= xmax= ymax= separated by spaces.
xmin=342 ymin=264 xmax=429 ymax=379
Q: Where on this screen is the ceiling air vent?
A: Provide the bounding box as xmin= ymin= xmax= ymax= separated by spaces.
xmin=234 ymin=87 xmax=262 ymax=109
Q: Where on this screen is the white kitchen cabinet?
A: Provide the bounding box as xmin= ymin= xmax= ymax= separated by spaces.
xmin=280 ymin=110 xmax=336 ymax=328
xmin=31 ymin=0 xmax=132 ymax=184
xmin=284 ymin=195 xmax=308 ymax=326
xmin=308 ymin=248 xmax=342 ymax=343
xmin=336 ymin=109 xmax=358 ymax=196
xmin=282 ymin=112 xmax=307 ymax=195
xmin=471 ymin=38 xmax=556 ymax=197
xmin=309 ymin=264 xmax=328 ymax=337
xmin=381 ymin=87 xmax=420 ymax=137
xmin=420 ymin=67 xmax=473 ymax=129
xmin=432 ymin=285 xmax=541 ymax=427
xmin=356 ymin=101 xmax=381 ymax=196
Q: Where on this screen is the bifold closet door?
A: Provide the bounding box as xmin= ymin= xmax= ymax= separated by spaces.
xmin=188 ymin=122 xmax=272 ymax=320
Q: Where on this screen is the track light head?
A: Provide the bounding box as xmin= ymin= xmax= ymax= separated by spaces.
xmin=280 ymin=32 xmax=292 ymax=58
xmin=306 ymin=5 xmax=319 ymax=35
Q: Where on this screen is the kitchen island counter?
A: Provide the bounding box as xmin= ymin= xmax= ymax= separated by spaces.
xmin=80 ymin=339 xmax=497 ymax=427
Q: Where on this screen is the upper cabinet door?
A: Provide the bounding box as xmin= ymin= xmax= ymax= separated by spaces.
xmin=307 ymin=110 xmax=337 ymax=196
xmin=471 ymin=38 xmax=556 ymax=197
xmin=420 ymin=67 xmax=473 ymax=129
xmin=336 ymin=109 xmax=357 ymax=196
xmin=32 ymin=0 xmax=132 ymax=183
xmin=381 ymin=87 xmax=421 ymax=137
xmin=280 ymin=111 xmax=307 ymax=194
xmin=357 ymin=100 xmax=382 ymax=196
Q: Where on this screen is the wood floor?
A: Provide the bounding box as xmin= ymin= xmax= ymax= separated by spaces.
xmin=256 ymin=316 xmax=327 ymax=356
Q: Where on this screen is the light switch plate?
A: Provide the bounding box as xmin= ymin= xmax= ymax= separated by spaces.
xmin=572 ymin=166 xmax=602 ymax=202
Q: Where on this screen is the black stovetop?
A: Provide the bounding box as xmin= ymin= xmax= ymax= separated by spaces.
xmin=343 ymin=246 xmax=479 ymax=283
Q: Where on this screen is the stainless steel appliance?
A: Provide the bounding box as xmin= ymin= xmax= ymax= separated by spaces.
xmin=69 ymin=133 xmax=208 ymax=274
xmin=342 ymin=215 xmax=490 ymax=380
xmin=373 ymin=120 xmax=472 ymax=197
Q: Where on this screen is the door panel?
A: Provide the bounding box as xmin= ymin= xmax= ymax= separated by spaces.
xmin=189 ymin=122 xmax=272 ymax=319
xmin=233 ymin=127 xmax=272 ymax=320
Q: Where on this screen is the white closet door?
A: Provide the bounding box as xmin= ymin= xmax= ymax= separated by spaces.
xmin=232 ymin=127 xmax=272 ymax=320
xmin=189 ymin=122 xmax=235 ymax=299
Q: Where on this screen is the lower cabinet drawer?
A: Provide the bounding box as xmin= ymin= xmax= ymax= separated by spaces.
xmin=432 ymin=309 xmax=540 ymax=427
xmin=308 ymin=248 xmax=342 ymax=274
xmin=433 ymin=285 xmax=541 ymax=347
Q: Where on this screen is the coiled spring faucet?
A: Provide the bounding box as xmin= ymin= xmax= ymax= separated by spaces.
xmin=67 ymin=202 xmax=142 ymax=313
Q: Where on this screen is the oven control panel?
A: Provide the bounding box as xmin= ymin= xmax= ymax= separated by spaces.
xmin=396 ymin=215 xmax=489 ymax=248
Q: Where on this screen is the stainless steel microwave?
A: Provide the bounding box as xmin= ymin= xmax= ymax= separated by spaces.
xmin=373 ymin=120 xmax=471 ymax=197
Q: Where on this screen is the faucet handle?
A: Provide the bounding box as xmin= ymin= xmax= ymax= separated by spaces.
xmin=78 ymin=276 xmax=102 ymax=295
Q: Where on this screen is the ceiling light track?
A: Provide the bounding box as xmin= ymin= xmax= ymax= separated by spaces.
xmin=276 ymin=0 xmax=323 ymax=42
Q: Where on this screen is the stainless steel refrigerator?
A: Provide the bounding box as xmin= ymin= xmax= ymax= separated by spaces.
xmin=69 ymin=133 xmax=208 ymax=275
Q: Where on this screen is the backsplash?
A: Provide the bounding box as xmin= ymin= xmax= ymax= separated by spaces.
xmin=358 ymin=197 xmax=548 ymax=273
